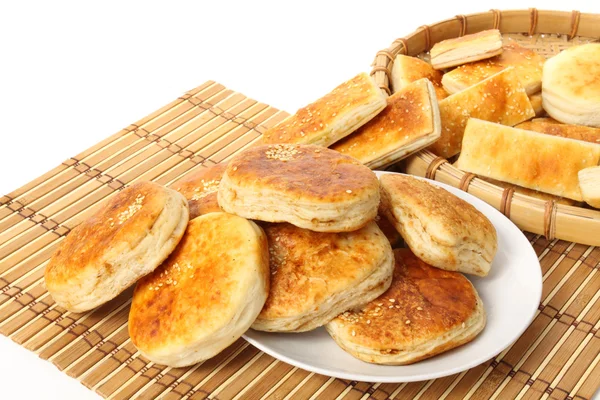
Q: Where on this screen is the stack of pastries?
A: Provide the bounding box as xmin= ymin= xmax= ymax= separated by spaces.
xmin=44 ymin=141 xmax=497 ymax=367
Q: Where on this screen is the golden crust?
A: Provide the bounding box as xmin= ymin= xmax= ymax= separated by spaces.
xmin=456 ymin=119 xmax=600 ymax=201
xmin=170 ymin=163 xmax=228 ymax=218
xmin=262 ymin=73 xmax=387 ymax=147
xmin=331 ymin=79 xmax=441 ymax=169
xmin=45 ymin=181 xmax=188 ymax=313
xmin=376 ymin=212 xmax=403 ymax=248
xmin=516 ymin=120 xmax=600 ymax=144
xmin=255 ymin=221 xmax=393 ymax=331
xmin=391 ymin=55 xmax=448 ymax=99
xmin=129 ymin=213 xmax=269 ymax=365
xmin=529 ymin=93 xmax=544 ymax=117
xmin=429 ymin=67 xmax=535 ymax=159
xmin=430 ymin=29 xmax=503 ymax=69
xmin=442 ymin=42 xmax=545 ymax=95
xmin=326 ymin=249 xmax=484 ymax=364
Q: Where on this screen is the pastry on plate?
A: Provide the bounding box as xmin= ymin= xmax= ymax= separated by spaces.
xmin=542 ymin=43 xmax=600 ymax=127
xmin=455 ymin=118 xmax=600 ymax=201
xmin=252 ymin=221 xmax=393 ymax=332
xmin=430 ymin=29 xmax=503 ymax=70
xmin=391 ymin=55 xmax=448 ymax=99
xmin=326 ymin=248 xmax=486 ymax=365
xmin=262 ymin=72 xmax=387 ymax=147
xmin=170 ymin=162 xmax=227 ymax=218
xmin=129 ymin=212 xmax=269 ymax=367
xmin=429 ymin=67 xmax=535 ymax=159
xmin=218 ymin=144 xmax=380 ymax=232
xmin=331 ymin=78 xmax=441 ymax=169
xmin=45 ymin=181 xmax=189 ymax=313
xmin=441 ymin=41 xmax=544 ymax=95
xmin=379 ymin=174 xmax=497 ymax=276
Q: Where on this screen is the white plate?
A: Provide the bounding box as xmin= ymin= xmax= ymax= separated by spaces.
xmin=244 ymin=172 xmax=542 ymax=383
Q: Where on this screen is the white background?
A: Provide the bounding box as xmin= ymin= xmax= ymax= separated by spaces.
xmin=0 ymin=1 xmax=598 ymax=399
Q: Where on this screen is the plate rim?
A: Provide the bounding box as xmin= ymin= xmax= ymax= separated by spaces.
xmin=243 ymin=171 xmax=543 ymax=383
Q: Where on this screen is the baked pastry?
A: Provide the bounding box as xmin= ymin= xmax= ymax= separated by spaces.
xmin=578 ymin=167 xmax=600 ymax=208
xmin=379 ymin=174 xmax=497 ymax=276
xmin=326 ymin=248 xmax=486 ymax=365
xmin=529 ymin=93 xmax=544 ymax=117
xmin=129 ymin=212 xmax=269 ymax=367
xmin=542 ymin=43 xmax=600 ymax=127
xmin=262 ymin=73 xmax=387 ymax=147
xmin=331 ymin=78 xmax=441 ymax=169
xmin=376 ymin=212 xmax=403 ymax=248
xmin=516 ymin=119 xmax=600 ymax=144
xmin=441 ymin=41 xmax=544 ymax=95
xmin=252 ymin=222 xmax=393 ymax=332
xmin=218 ymin=144 xmax=380 ymax=232
xmin=430 ymin=29 xmax=503 ymax=70
xmin=170 ymin=162 xmax=227 ymax=218
xmin=429 ymin=67 xmax=535 ymax=159
xmin=455 ymin=119 xmax=600 ymax=201
xmin=391 ymin=55 xmax=448 ymax=99
xmin=45 ymin=181 xmax=189 ymax=313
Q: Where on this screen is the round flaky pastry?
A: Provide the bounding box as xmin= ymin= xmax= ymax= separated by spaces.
xmin=129 ymin=212 xmax=269 ymax=367
xmin=326 ymin=248 xmax=486 ymax=365
xmin=170 ymin=162 xmax=227 ymax=218
xmin=45 ymin=181 xmax=189 ymax=313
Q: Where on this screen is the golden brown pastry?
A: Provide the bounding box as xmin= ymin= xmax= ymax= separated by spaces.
xmin=326 ymin=248 xmax=486 ymax=365
xmin=170 ymin=163 xmax=227 ymax=218
xmin=578 ymin=167 xmax=600 ymax=208
xmin=391 ymin=54 xmax=448 ymax=99
xmin=262 ymin=72 xmax=387 ymax=147
xmin=331 ymin=78 xmax=441 ymax=169
xmin=430 ymin=29 xmax=503 ymax=70
xmin=516 ymin=119 xmax=600 ymax=144
xmin=455 ymin=118 xmax=600 ymax=201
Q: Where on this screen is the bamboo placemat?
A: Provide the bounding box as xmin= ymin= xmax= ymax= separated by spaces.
xmin=1 ymin=81 xmax=599 ymax=399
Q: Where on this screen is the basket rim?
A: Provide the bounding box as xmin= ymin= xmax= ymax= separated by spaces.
xmin=369 ymin=8 xmax=600 ymax=245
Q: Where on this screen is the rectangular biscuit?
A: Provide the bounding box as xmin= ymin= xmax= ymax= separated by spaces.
xmin=430 ymin=29 xmax=503 ymax=70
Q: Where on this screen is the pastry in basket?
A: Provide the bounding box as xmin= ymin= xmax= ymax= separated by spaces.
xmin=516 ymin=119 xmax=600 ymax=144
xmin=529 ymin=93 xmax=544 ymax=117
xmin=391 ymin=54 xmax=448 ymax=99
xmin=331 ymin=78 xmax=441 ymax=169
xmin=455 ymin=119 xmax=600 ymax=201
xmin=578 ymin=167 xmax=600 ymax=208
xmin=218 ymin=144 xmax=380 ymax=232
xmin=441 ymin=41 xmax=544 ymax=95
xmin=379 ymin=174 xmax=497 ymax=276
xmin=430 ymin=29 xmax=503 ymax=70
xmin=252 ymin=222 xmax=393 ymax=332
xmin=44 ymin=181 xmax=189 ymax=313
xmin=129 ymin=212 xmax=269 ymax=367
xmin=542 ymin=43 xmax=600 ymax=127
xmin=262 ymin=72 xmax=387 ymax=147
xmin=170 ymin=162 xmax=227 ymax=218
xmin=429 ymin=67 xmax=535 ymax=159
xmin=326 ymin=248 xmax=486 ymax=365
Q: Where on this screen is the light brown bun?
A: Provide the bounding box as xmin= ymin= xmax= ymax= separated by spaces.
xmin=170 ymin=162 xmax=228 ymax=218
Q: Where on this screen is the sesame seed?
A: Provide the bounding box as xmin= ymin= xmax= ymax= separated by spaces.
xmin=346 ymin=190 xmax=352 ymax=194
xmin=389 ymin=305 xmax=394 ymax=309
xmin=233 ymin=166 xmax=238 ymax=171
xmin=405 ymin=320 xmax=411 ymax=325
xmin=389 ymin=299 xmax=395 ymax=303
xmin=351 ymin=330 xmax=356 ymax=336
xmin=417 ymin=307 xmax=423 ymax=311
xmin=462 ymin=322 xmax=465 ymax=328
xmin=366 ymin=320 xmax=371 ymax=324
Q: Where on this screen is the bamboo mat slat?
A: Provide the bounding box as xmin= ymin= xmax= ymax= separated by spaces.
xmin=0 ymin=81 xmax=599 ymax=399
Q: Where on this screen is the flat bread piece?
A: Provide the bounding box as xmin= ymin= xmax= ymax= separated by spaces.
xmin=262 ymin=73 xmax=387 ymax=147
xmin=391 ymin=55 xmax=448 ymax=99
xmin=218 ymin=144 xmax=380 ymax=232
xmin=578 ymin=167 xmax=600 ymax=208
xmin=455 ymin=119 xmax=600 ymax=201
xmin=326 ymin=248 xmax=486 ymax=365
xmin=331 ymin=78 xmax=441 ymax=169
xmin=442 ymin=41 xmax=544 ymax=95
xmin=45 ymin=182 xmax=189 ymax=313
xmin=170 ymin=163 xmax=227 ymax=218
xmin=516 ymin=119 xmax=600 ymax=144
xmin=379 ymin=174 xmax=497 ymax=276
xmin=429 ymin=67 xmax=535 ymax=159
xmin=252 ymin=222 xmax=393 ymax=332
xmin=542 ymin=43 xmax=600 ymax=127
xmin=129 ymin=213 xmax=269 ymax=367
xmin=430 ymin=29 xmax=503 ymax=70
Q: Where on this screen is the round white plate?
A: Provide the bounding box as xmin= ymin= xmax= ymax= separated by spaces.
xmin=244 ymin=172 xmax=542 ymax=383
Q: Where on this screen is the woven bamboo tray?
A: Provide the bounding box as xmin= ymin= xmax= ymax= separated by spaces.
xmin=1 ymin=80 xmax=599 ymax=399
xmin=371 ymin=9 xmax=600 ymax=247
